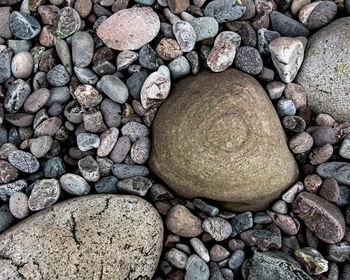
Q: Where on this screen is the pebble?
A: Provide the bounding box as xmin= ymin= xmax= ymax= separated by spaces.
xmin=324 ymin=241 xmax=350 ymax=263
xmin=228 ymin=249 xmax=245 ymax=269
xmin=0 ymin=160 xmax=18 ymax=184
xmin=193 ymin=199 xmax=219 ymax=217
xmin=11 ymin=51 xmax=33 ymax=79
xmin=230 ymin=211 xmax=253 ymax=237
xmin=96 ymin=7 xmax=160 ymax=51
xmin=126 ymin=71 xmax=149 ymax=100
xmin=284 ymin=83 xmax=307 ymax=109
xmin=9 ymin=192 xmax=29 ymax=219
xmin=121 ymin=121 xmax=150 ymax=142
xmin=83 ymin=109 xmax=107 ymax=133
xmin=47 ymin=87 xmax=70 ymax=106
xmin=306 ymin=126 xmax=336 ymax=147
xmin=8 ymin=150 xmax=39 ymax=174
xmin=266 ymin=81 xmax=285 ymax=100
xmin=23 ymin=88 xmax=50 ymax=113
xmin=5 ymin=79 xmax=31 ymax=114
xmin=270 ymin=11 xmax=309 ymax=37
xmin=116 ymin=51 xmax=138 ymax=71
xmin=9 ymin=11 xmax=41 ymax=39
xmin=234 ymin=46 xmax=263 ymax=75
xmin=304 ymin=174 xmax=322 ymax=193
xmin=190 ymin=237 xmax=210 ymax=262
xmin=117 ymin=176 xmax=152 ymax=196
xmin=140 ymin=70 xmax=171 ymax=110
xmin=72 ymin=31 xmax=94 ymax=67
xmin=166 ymin=204 xmax=203 ymax=237
xmin=0 ymin=179 xmax=27 ymax=201
xmin=94 ymin=176 xmax=118 ymax=194
xmin=267 ymin=211 xmax=300 ymax=235
xmin=30 ymin=136 xmax=53 ymax=158
xmin=168 ymin=56 xmax=191 ymax=79
xmin=38 ymin=5 xmax=60 ymax=24
xmin=77 ymin=132 xmax=100 ymax=151
xmin=74 ymin=67 xmax=98 ymax=85
xmin=92 ymin=60 xmax=115 ymax=76
xmin=59 ymin=173 xmax=90 ymax=195
xmin=309 ymin=143 xmax=333 ymax=165
xmin=269 ymin=37 xmax=304 ymax=83
xmin=0 ymin=46 xmax=12 ymax=84
xmin=173 ymin=21 xmax=197 ymax=52
xmin=112 ymin=164 xmax=149 ymax=179
xmin=139 ymin=44 xmax=163 ymax=71
xmin=253 ymin=212 xmax=272 ymax=224
xmin=339 ymin=134 xmax=350 ymax=159
xmin=190 ymin=17 xmax=219 ymax=41
xmin=185 ymin=255 xmax=210 ymax=280
xmin=239 ymin=22 xmax=257 ymax=47
xmin=210 ymin=245 xmax=230 ymax=262
xmin=207 ymin=31 xmax=241 ymax=72
xmin=43 ymin=156 xmax=66 ymax=179
xmin=204 ymin=0 xmax=246 ymax=23
xmin=53 ymin=7 xmax=81 ymax=39
xmin=251 ymin=229 xmax=282 ymax=251
xmin=7 ymin=40 xmax=31 ymax=55
xmin=272 ymin=200 xmax=288 ymax=214
xmin=74 ymin=85 xmax=102 ymax=109
xmin=292 ymin=191 xmax=345 ymax=244
xmin=291 ymin=0 xmax=311 ymax=15
xmin=288 ymin=132 xmax=313 ymax=154
xmin=130 ymin=136 xmax=151 ymax=164
xmin=166 ymin=248 xmax=188 ymax=269
xmin=168 ymin=0 xmax=190 ymax=13
xmin=28 ymin=179 xmax=61 ymax=211
xmin=34 ymin=116 xmax=62 ymax=137
xmin=96 ymin=127 xmax=118 ymax=157
xmin=0 ymin=204 xmax=15 ymax=233
xmin=110 ymin=136 xmax=131 ymax=163
xmin=100 ymin=98 xmax=121 ymax=128
xmin=97 ymin=75 xmax=129 ymax=104
xmin=277 ymin=99 xmax=296 ymax=117
xmin=202 ymin=217 xmax=232 ymax=241
xmin=77 ymin=155 xmax=99 ymax=182
xmin=336 ymin=185 xmax=350 ymax=207
xmin=257 ymin=28 xmax=281 ymax=56
xmin=305 ymin=1 xmax=337 ymax=30
xmin=0 ymin=7 xmax=12 ymax=39
xmin=295 ymin=247 xmax=329 ymax=275
xmin=47 ymin=64 xmax=70 ymax=86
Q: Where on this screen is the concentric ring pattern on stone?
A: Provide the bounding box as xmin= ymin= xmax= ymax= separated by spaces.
xmin=149 ymin=69 xmax=299 ymax=211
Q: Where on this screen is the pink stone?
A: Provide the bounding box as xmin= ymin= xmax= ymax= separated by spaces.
xmin=96 ymin=7 xmax=160 ymax=51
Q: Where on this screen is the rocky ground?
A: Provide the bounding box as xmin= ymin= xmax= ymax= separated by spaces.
xmin=0 ymin=0 xmax=350 ymax=279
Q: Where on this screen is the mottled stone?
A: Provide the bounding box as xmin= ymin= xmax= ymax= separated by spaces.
xmin=4 ymin=79 xmax=30 ymax=114
xmin=0 ymin=180 xmax=27 ymax=202
xmin=9 ymin=11 xmax=41 ymax=39
xmin=270 ymin=10 xmax=309 ymax=37
xmin=112 ymin=164 xmax=149 ymax=179
xmin=317 ymin=162 xmax=350 ymax=186
xmin=8 ymin=150 xmax=39 ymax=173
xmin=53 ymin=7 xmax=81 ymax=39
xmin=72 ymin=31 xmax=94 ymax=67
xmin=0 ymin=46 xmax=12 ymax=84
xmin=9 ymin=192 xmax=29 ymax=219
xmin=294 ymin=247 xmax=329 ymax=275
xmin=74 ymin=85 xmax=102 ymax=109
xmin=0 ymin=160 xmax=18 ymax=184
xmin=202 ymin=217 xmax=232 ymax=241
xmin=173 ymin=21 xmax=197 ymax=52
xmin=185 ymin=255 xmax=210 ymax=280
xmin=149 ymin=70 xmax=298 ymax=211
xmin=28 ymin=179 xmax=60 ymax=211
xmin=117 ymin=176 xmax=152 ymax=196
xmin=204 ymin=0 xmax=246 ymax=23
xmin=97 ymin=75 xmax=129 ymax=104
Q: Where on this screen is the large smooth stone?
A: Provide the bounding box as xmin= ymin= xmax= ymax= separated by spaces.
xmin=149 ymin=69 xmax=298 ymax=211
xmin=296 ymin=17 xmax=350 ymax=122
xmin=0 ymin=195 xmax=163 ymax=279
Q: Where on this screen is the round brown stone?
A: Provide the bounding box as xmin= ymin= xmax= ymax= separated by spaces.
xmin=149 ymin=69 xmax=299 ymax=211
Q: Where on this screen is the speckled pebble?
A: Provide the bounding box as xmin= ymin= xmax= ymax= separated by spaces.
xmin=9 ymin=11 xmax=41 ymax=40
xmin=28 ymin=179 xmax=61 ymax=211
xmin=77 ymin=132 xmax=100 ymax=152
xmin=47 ymin=64 xmax=70 ymax=86
xmin=112 ymin=164 xmax=149 ymax=179
xmin=9 ymin=192 xmax=29 ymax=219
xmin=234 ymin=46 xmax=263 ymax=75
xmin=121 ymin=121 xmax=150 ymax=143
xmin=168 ymin=56 xmax=191 ymax=79
xmin=185 ymin=254 xmax=210 ymax=280
xmin=59 ymin=173 xmax=90 ymax=195
xmin=202 ymin=217 xmax=232 ymax=241
xmin=173 ymin=21 xmax=197 ymax=52
xmin=53 ymin=7 xmax=81 ymax=39
xmin=204 ymin=0 xmax=246 ymax=23
xmin=8 ymin=150 xmax=39 ymax=173
xmin=117 ymin=176 xmax=152 ymax=196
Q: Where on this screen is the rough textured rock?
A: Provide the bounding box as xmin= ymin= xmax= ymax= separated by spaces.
xmin=296 ymin=17 xmax=350 ymax=122
xmin=0 ymin=195 xmax=163 ymax=279
xmin=149 ymin=69 xmax=298 ymax=211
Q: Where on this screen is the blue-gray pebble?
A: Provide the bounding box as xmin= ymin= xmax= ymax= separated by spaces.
xmin=228 ymin=249 xmax=245 ymax=269
xmin=185 ymin=255 xmax=210 ymax=280
xmin=204 ymin=0 xmax=246 ymax=23
xmin=139 ymin=44 xmax=162 ymax=71
xmin=47 ymin=64 xmax=70 ymax=87
xmin=270 ymin=11 xmax=309 ymax=37
xmin=230 ymin=211 xmax=253 ymax=237
xmin=193 ymin=198 xmax=219 ymax=216
xmin=97 ymin=75 xmax=129 ymax=104
xmin=59 ymin=173 xmax=90 ymax=196
xmin=43 ymin=157 xmax=66 ymax=179
xmin=277 ymin=99 xmax=296 ymax=117
xmin=9 ymin=11 xmax=41 ymax=40
xmin=0 ymin=46 xmax=12 ymax=84
xmin=190 ymin=17 xmax=219 ymax=41
xmin=126 ymin=71 xmax=149 ymax=100
xmin=336 ymin=185 xmax=350 ymax=207
xmin=112 ymin=164 xmax=149 ymax=179
xmin=95 ymin=176 xmax=118 ymax=194
xmin=168 ymin=56 xmax=191 ymax=79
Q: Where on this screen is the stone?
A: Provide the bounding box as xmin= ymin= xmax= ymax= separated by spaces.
xmin=43 ymin=157 xmax=65 ymax=179
xmin=270 ymin=11 xmax=309 ymax=37
xmin=234 ymin=46 xmax=263 ymax=75
xmin=117 ymin=176 xmax=152 ymax=196
xmin=0 ymin=205 xmax=15 ymax=233
xmin=202 ymin=217 xmax=232 ymax=241
xmin=112 ymin=164 xmax=149 ymax=179
xmin=324 ymin=241 xmax=350 ymax=263
xmin=130 ymin=136 xmax=151 ymax=164
xmin=23 ymin=88 xmax=50 ymax=113
xmin=97 ymin=75 xmax=129 ymax=104
xmin=97 ymin=128 xmax=119 ymax=157
xmin=47 ymin=64 xmax=70 ymax=87
xmin=306 ymin=1 xmax=337 ymax=30
xmin=294 ymin=247 xmax=329 ymax=275
xmin=38 ymin=5 xmax=60 ymax=25
xmin=272 ymin=200 xmax=288 ymax=214
xmin=316 ymin=162 xmax=350 ymax=186
xmin=59 ymin=173 xmax=90 ymax=196
xmin=251 ymin=229 xmax=282 ymax=251
xmin=230 ymin=211 xmax=253 ymax=236
xmin=193 ymin=199 xmax=219 ymax=216
xmin=96 ymin=7 xmax=160 ymax=51
xmin=110 ymin=136 xmax=131 ymax=163
xmin=206 ymin=31 xmax=241 ymax=72
xmin=116 ymin=51 xmax=138 ymax=71
xmin=77 ymin=133 xmax=100 ymax=151
xmin=11 ymin=51 xmax=33 ymax=79
xmin=78 ymin=155 xmax=100 ymax=182
xmin=166 ymin=248 xmax=188 ymax=269
xmin=190 ymin=237 xmax=210 ymax=263
xmin=0 ymin=195 xmax=163 ymax=279
xmin=173 ymin=21 xmax=197 ymax=52
xmin=126 ymin=71 xmax=148 ymax=100
xmin=246 ymin=251 xmax=312 ymax=279
xmin=269 ymin=37 xmax=304 ymax=83
xmin=55 ymin=39 xmax=72 ymax=75
xmin=5 ymin=79 xmax=31 ymax=114
xmin=168 ymin=0 xmax=190 ymax=13
xmin=239 ymin=22 xmax=257 ymax=47
xmin=100 ymin=98 xmax=121 ymax=128
xmin=185 ymin=255 xmax=210 ymax=280
xmin=340 ymin=134 xmax=350 ymax=159
xmin=292 ymin=192 xmax=345 ymax=244
xmin=166 ymin=204 xmax=203 ymax=237
xmin=284 ymin=83 xmax=307 ymax=109
xmin=72 ymin=31 xmax=94 ymax=68
xmin=74 ymin=0 xmax=92 ymax=18
xmin=74 ymin=67 xmax=98 ymax=85
xmin=34 ymin=117 xmax=62 ymax=137
xmin=139 ymin=44 xmax=162 ymax=71
xmin=204 ymin=0 xmax=246 ymax=23
xmin=254 ymin=212 xmax=272 ymax=224
xmin=0 ymin=46 xmax=12 ymax=84
xmin=307 ymin=126 xmax=336 ymax=147
xmin=0 ymin=7 xmax=12 ymax=39
xmin=9 ymin=11 xmax=41 ymax=39
xmin=288 ymin=132 xmax=313 ymax=154
xmin=296 ymin=17 xmax=350 ymax=122
xmin=0 ymin=180 xmax=27 ymax=201
xmin=121 ymin=121 xmax=149 ymax=143
xmin=257 ymin=28 xmax=281 ymax=55
xmin=30 ymin=136 xmax=53 ymax=158
xmin=9 ymin=192 xmax=29 ymax=219
xmin=0 ymin=160 xmax=18 ymax=184
xmin=291 ymin=0 xmax=311 ymax=15
xmin=149 ymin=69 xmax=298 ymax=211
xmin=94 ymin=176 xmax=118 ymax=194
xmin=74 ymin=85 xmax=102 ymax=109
xmin=190 ymin=17 xmax=219 ymax=41
xmin=28 ymin=179 xmax=61 ymax=211
xmin=8 ymin=150 xmax=39 ymax=174
xmin=53 ymin=7 xmax=81 ymax=39
xmin=168 ymin=56 xmax=191 ymax=79
xmin=267 ymin=211 xmax=300 ymax=235
xmin=304 ymin=174 xmax=322 ymax=193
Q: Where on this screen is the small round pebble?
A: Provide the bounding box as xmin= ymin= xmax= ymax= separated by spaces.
xmin=94 ymin=176 xmax=118 ymax=194
xmin=30 ymin=136 xmax=53 ymax=158
xmin=97 ymin=75 xmax=129 ymax=104
xmin=78 ymin=155 xmax=100 ymax=182
xmin=168 ymin=56 xmax=191 ymax=79
xmin=47 ymin=64 xmax=70 ymax=86
xmin=130 ymin=136 xmax=151 ymax=164
xmin=139 ymin=44 xmax=162 ymax=71
xmin=190 ymin=237 xmax=210 ymax=263
xmin=228 ymin=249 xmax=245 ymax=269
xmin=77 ymin=133 xmax=100 ymax=152
xmin=28 ymin=179 xmax=61 ymax=211
xmin=202 ymin=217 xmax=232 ymax=241
xmin=277 ymin=99 xmax=297 ymax=117
xmin=110 ymin=136 xmax=131 ymax=163
xmin=59 ymin=173 xmax=90 ymax=196
xmin=43 ymin=156 xmax=66 ymax=178
xmin=234 ymin=46 xmax=263 ymax=75
xmin=9 ymin=192 xmax=30 ymax=219
xmin=173 ymin=21 xmax=197 ymax=52
xmin=11 ymin=51 xmax=33 ymax=79
xmin=166 ymin=248 xmax=188 ymax=269
xmin=121 ymin=121 xmax=150 ymax=143
xmin=8 ymin=150 xmax=40 ymax=173
xmin=72 ymin=31 xmax=94 ymax=67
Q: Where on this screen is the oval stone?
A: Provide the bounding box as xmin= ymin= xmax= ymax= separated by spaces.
xmin=149 ymin=69 xmax=299 ymax=211
xmin=96 ymin=7 xmax=160 ymax=51
xmin=296 ymin=17 xmax=350 ymax=122
xmin=0 ymin=195 xmax=163 ymax=279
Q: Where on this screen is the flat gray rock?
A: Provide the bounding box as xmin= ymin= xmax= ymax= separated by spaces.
xmin=316 ymin=162 xmax=350 ymax=186
xmin=0 ymin=194 xmax=163 ymax=279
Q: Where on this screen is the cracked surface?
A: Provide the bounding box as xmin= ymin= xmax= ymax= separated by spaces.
xmin=0 ymin=194 xmax=163 ymax=279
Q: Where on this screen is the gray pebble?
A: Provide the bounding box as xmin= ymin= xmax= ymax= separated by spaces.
xmin=277 ymin=99 xmax=296 ymax=117
xmin=78 ymin=155 xmax=100 ymax=182
xmin=55 ymin=39 xmax=72 ymax=75
xmin=253 ymin=212 xmax=272 ymax=224
xmin=134 ymin=0 xmax=156 ymax=4
xmin=77 ymin=132 xmax=100 ymax=151
xmin=0 ymin=45 xmax=12 ymax=84
xmin=0 ymin=125 xmax=8 ymax=146
xmin=53 ymin=7 xmax=81 ymax=39
xmin=126 ymin=71 xmax=149 ymax=100
xmin=190 ymin=237 xmax=210 ymax=263
xmin=324 ymin=242 xmax=350 ymax=263
xmin=139 ymin=44 xmax=162 ymax=71
xmin=234 ymin=46 xmax=263 ymax=75
xmin=47 ymin=87 xmax=70 ymax=106
xmin=7 ymin=39 xmax=32 ymax=54
xmin=30 ymin=136 xmax=53 ymax=158
xmin=96 ymin=157 xmax=114 ymax=177
xmin=230 ymin=211 xmax=253 ymax=237
xmin=59 ymin=173 xmax=90 ymax=196
xmin=92 ymin=60 xmax=115 ymax=75
xmin=28 ymin=179 xmax=61 ymax=211
xmin=204 ymin=0 xmax=246 ymax=23
xmin=190 ymin=17 xmax=219 ymax=41
xmin=166 ymin=248 xmax=188 ymax=269
xmin=186 ymin=51 xmax=200 ymax=75
xmin=94 ymin=176 xmax=118 ymax=193
xmin=340 ymin=134 xmax=350 ymax=159
xmin=317 ymin=162 xmax=350 ymax=186
xmin=209 ymin=262 xmax=224 ymax=280
xmin=272 ymin=200 xmax=288 ymax=214
xmin=173 ymin=21 xmax=197 ymax=52
xmin=240 ymin=22 xmax=257 ymax=47
xmin=110 ymin=135 xmax=131 ymax=163
xmin=100 ymin=98 xmax=121 ymax=128
xmin=117 ymin=176 xmax=152 ymax=196
xmin=282 ymin=116 xmax=306 ymax=133
xmin=193 ymin=198 xmax=219 ymax=216
xmin=4 ymin=79 xmax=31 ymax=113
xmin=97 ymin=75 xmax=129 ymax=104
xmin=185 ymin=254 xmax=210 ymax=280
xmin=270 ymin=11 xmax=309 ymax=37
xmin=257 ymin=28 xmax=281 ymax=56
xmin=72 ymin=31 xmax=94 ymax=67
xmin=0 ymin=179 xmax=27 ymax=201
xmin=47 ymin=64 xmax=70 ymax=87
xmin=43 ymin=156 xmax=66 ymax=178
xmin=202 ymin=217 xmax=232 ymax=241
xmin=228 ymin=250 xmax=245 ymax=270
xmin=335 ymin=185 xmax=350 ymax=207
xmin=9 ymin=11 xmax=41 ymax=39
xmin=0 ymin=204 xmax=15 ymax=233
xmin=74 ymin=66 xmax=98 ymax=85
xmin=168 ymin=56 xmax=191 ymax=79
xmin=307 ymin=1 xmax=337 ymax=30
xmin=9 ymin=191 xmax=29 ymax=219
xmin=112 ymin=163 xmax=149 ymax=179
xmin=306 ymin=126 xmax=336 ymax=147
xmin=8 ymin=150 xmax=39 ymax=173
xmin=176 ymin=243 xmax=192 ymax=255
xmin=121 ymin=121 xmax=150 ymax=143
xmin=221 ymin=268 xmax=234 ymax=280
xmin=117 ymin=51 xmax=139 ymax=71
xmin=130 ymin=136 xmax=151 ymax=164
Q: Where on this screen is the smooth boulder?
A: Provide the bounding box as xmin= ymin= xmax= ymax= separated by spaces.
xmin=149 ymin=69 xmax=298 ymax=211
xmin=296 ymin=17 xmax=350 ymax=122
xmin=0 ymin=195 xmax=163 ymax=279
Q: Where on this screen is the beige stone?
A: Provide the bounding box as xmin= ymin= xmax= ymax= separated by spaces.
xmin=0 ymin=195 xmax=163 ymax=279
xmin=149 ymin=69 xmax=299 ymax=211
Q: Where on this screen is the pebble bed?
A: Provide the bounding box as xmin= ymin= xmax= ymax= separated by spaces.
xmin=0 ymin=0 xmax=350 ymax=279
